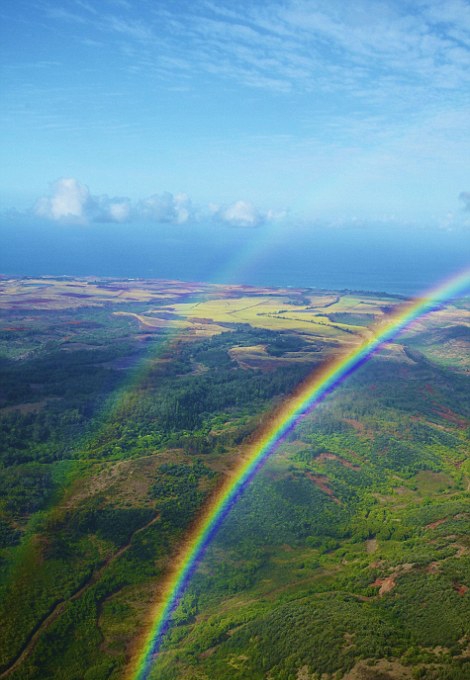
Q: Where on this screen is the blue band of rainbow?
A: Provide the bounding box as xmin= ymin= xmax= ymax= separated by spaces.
xmin=130 ymin=268 xmax=470 ymax=680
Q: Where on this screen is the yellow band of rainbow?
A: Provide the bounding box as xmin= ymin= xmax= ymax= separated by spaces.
xmin=130 ymin=268 xmax=470 ymax=680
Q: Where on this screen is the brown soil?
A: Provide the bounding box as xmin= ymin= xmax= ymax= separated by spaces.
xmin=342 ymin=418 xmax=366 ymax=433
xmin=425 ymin=518 xmax=447 ymax=530
xmin=305 ymin=472 xmax=341 ymax=504
xmin=343 ymin=659 xmax=414 ymax=679
xmin=316 ymin=452 xmax=360 ymax=470
xmin=371 ymin=564 xmax=413 ymax=597
xmin=433 ymin=406 xmax=468 ymax=428
xmin=453 ymin=582 xmax=469 ymax=596
xmin=371 ymin=575 xmax=396 ymax=596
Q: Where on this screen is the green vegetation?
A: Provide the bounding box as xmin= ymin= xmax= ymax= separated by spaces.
xmin=0 ymin=277 xmax=468 ymax=680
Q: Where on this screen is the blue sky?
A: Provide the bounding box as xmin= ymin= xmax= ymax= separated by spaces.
xmin=1 ymin=0 xmax=470 ymax=231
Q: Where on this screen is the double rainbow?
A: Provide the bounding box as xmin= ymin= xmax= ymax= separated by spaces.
xmin=130 ymin=268 xmax=470 ymax=680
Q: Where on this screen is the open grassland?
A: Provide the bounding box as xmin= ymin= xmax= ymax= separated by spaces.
xmin=0 ymin=276 xmax=468 ymax=680
xmin=162 ymin=294 xmax=384 ymax=341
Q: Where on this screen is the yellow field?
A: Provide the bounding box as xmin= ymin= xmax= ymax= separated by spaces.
xmin=164 ymin=293 xmax=391 ymax=341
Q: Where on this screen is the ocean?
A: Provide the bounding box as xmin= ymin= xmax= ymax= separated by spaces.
xmin=1 ymin=220 xmax=469 ymax=297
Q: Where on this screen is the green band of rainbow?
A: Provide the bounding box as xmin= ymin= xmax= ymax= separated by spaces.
xmin=130 ymin=268 xmax=470 ymax=680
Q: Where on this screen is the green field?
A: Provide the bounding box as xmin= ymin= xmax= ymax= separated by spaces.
xmin=0 ymin=276 xmax=469 ymax=680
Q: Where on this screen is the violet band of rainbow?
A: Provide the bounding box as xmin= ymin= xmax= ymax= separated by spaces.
xmin=130 ymin=267 xmax=470 ymax=680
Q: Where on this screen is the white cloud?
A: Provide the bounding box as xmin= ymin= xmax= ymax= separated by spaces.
xmin=107 ymin=200 xmax=131 ymax=222
xmin=88 ymin=0 xmax=470 ymax=102
xmin=213 ymin=200 xmax=286 ymax=227
xmin=35 ymin=178 xmax=92 ymax=223
xmin=137 ymin=192 xmax=193 ymax=224
xmin=217 ymin=200 xmax=264 ymax=227
xmin=34 ymin=178 xmax=132 ymax=224
xmin=32 ymin=178 xmax=278 ymax=228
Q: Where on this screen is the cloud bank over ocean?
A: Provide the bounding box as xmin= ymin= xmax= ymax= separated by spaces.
xmin=33 ymin=178 xmax=281 ymax=227
xmin=26 ymin=177 xmax=470 ymax=231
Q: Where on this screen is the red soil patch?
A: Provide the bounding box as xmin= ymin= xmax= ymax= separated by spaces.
xmin=342 ymin=418 xmax=366 ymax=433
xmin=426 ymin=518 xmax=448 ymax=530
xmin=433 ymin=406 xmax=468 ymax=428
xmin=199 ymin=647 xmax=216 ymax=659
xmin=371 ymin=564 xmax=413 ymax=597
xmin=369 ymin=560 xmax=385 ymax=569
xmin=371 ymin=575 xmax=396 ymax=596
xmin=306 ymin=472 xmax=341 ymax=504
xmin=453 ymin=582 xmax=468 ymax=596
xmin=316 ymin=452 xmax=360 ymax=470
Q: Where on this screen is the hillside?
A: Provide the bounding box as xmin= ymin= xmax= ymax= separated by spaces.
xmin=0 ymin=276 xmax=469 ymax=680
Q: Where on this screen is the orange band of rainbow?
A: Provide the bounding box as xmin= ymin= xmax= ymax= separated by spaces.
xmin=130 ymin=268 xmax=470 ymax=680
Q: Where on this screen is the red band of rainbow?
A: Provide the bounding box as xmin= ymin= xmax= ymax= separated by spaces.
xmin=130 ymin=268 xmax=470 ymax=680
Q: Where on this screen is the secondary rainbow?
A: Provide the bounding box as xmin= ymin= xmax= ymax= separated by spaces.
xmin=130 ymin=268 xmax=470 ymax=680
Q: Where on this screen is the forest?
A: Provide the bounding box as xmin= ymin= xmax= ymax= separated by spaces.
xmin=0 ymin=276 xmax=468 ymax=680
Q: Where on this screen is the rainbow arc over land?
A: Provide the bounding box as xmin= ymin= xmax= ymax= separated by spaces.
xmin=130 ymin=268 xmax=470 ymax=680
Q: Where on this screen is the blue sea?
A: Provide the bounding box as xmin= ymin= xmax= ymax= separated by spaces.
xmin=1 ymin=220 xmax=469 ymax=297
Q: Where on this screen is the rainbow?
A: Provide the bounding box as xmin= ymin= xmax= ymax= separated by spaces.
xmin=130 ymin=268 xmax=470 ymax=680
